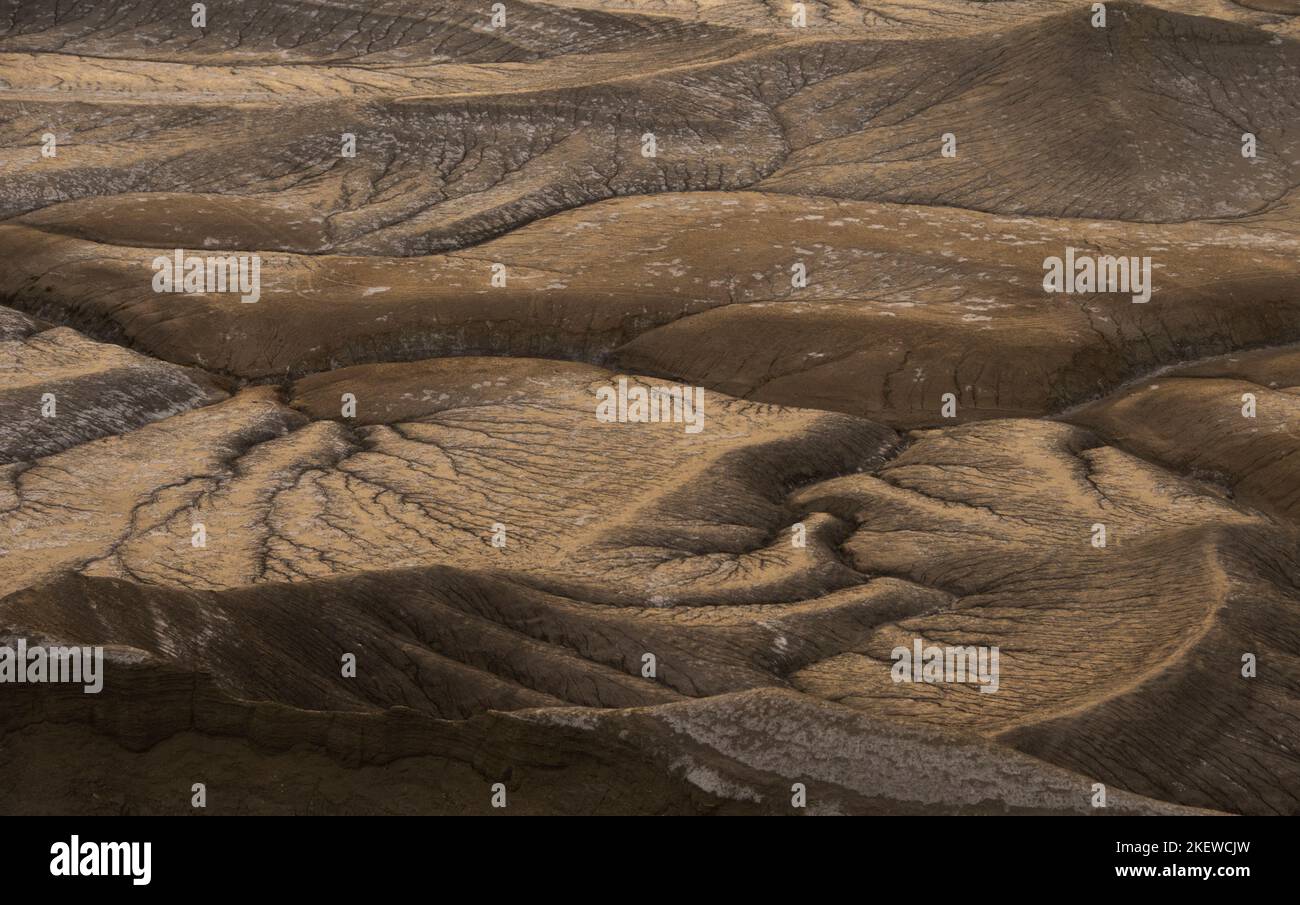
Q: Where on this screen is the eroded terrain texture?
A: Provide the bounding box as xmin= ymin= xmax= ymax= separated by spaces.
xmin=0 ymin=0 xmax=1297 ymax=815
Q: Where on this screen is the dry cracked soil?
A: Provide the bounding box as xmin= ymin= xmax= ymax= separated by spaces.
xmin=1 ymin=0 xmax=1299 ymax=816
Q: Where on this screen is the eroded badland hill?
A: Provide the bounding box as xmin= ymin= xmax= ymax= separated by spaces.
xmin=1 ymin=0 xmax=1298 ymax=815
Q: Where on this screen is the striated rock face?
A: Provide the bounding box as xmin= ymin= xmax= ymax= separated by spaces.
xmin=1 ymin=0 xmax=1299 ymax=816
xmin=0 ymin=325 xmax=227 ymax=463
